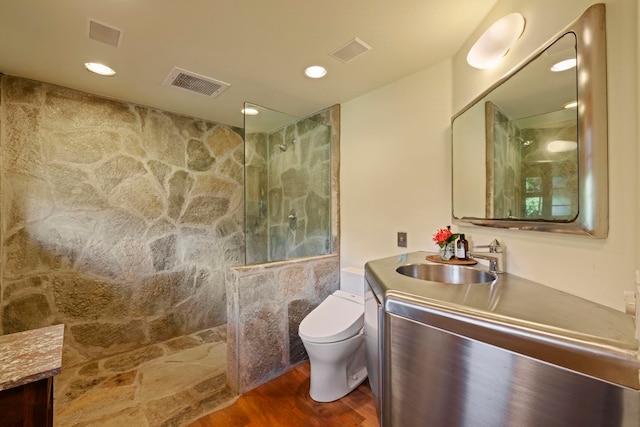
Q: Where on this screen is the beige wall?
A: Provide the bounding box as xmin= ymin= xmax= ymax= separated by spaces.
xmin=341 ymin=60 xmax=452 ymax=270
xmin=341 ymin=0 xmax=638 ymax=311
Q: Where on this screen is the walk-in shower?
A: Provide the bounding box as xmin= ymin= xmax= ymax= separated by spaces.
xmin=243 ymin=102 xmax=333 ymax=265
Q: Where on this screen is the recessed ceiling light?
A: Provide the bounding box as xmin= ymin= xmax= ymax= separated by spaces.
xmin=466 ymin=13 xmax=526 ymax=69
xmin=547 ymin=140 xmax=577 ymax=152
xmin=304 ymin=65 xmax=327 ymax=79
xmin=241 ymin=107 xmax=260 ymax=115
xmin=564 ymin=101 xmax=578 ymax=109
xmin=84 ymin=62 xmax=116 ymax=76
xmin=551 ymin=58 xmax=577 ymax=72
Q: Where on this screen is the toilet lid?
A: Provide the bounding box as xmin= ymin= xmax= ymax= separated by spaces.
xmin=299 ymin=293 xmax=364 ymax=344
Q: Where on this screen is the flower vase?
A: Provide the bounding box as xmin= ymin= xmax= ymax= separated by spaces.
xmin=439 ymin=242 xmax=455 ymax=261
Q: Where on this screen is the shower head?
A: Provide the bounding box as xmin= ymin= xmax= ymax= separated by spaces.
xmin=278 ymin=138 xmax=295 ymax=152
xmin=509 ymin=136 xmax=533 ymax=146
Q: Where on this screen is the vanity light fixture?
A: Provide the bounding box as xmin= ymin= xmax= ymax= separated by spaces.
xmin=466 ymin=13 xmax=526 ymax=69
xmin=304 ymin=65 xmax=327 ymax=79
xmin=241 ymin=107 xmax=260 ymax=116
xmin=84 ymin=62 xmax=116 ymax=76
xmin=564 ymin=101 xmax=578 ymax=109
xmin=551 ymin=58 xmax=577 ymax=72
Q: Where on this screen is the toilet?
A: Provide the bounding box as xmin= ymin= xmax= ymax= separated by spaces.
xmin=298 ymin=267 xmax=367 ymax=402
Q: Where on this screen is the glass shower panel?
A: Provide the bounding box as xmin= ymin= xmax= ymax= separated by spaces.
xmin=244 ymin=102 xmax=332 ymax=265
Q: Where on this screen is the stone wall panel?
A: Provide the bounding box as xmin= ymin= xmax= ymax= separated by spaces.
xmin=46 ymin=163 xmax=107 ymax=209
xmin=207 ymin=125 xmax=243 ymax=158
xmin=187 ymin=139 xmax=215 ymax=171
xmin=150 ymin=234 xmax=179 ymax=272
xmin=3 ymin=275 xmax=52 ymax=300
xmin=3 ymin=75 xmax=46 ymax=105
xmin=141 ymin=111 xmax=185 ymax=167
xmin=111 ymin=239 xmax=155 ymax=281
xmin=239 ymin=303 xmax=286 ymax=391
xmin=95 ymin=155 xmax=147 ymax=193
xmin=181 ymin=196 xmax=229 ymax=225
xmin=148 ymin=160 xmax=173 ymax=190
xmin=287 ymin=299 xmax=313 ymax=365
xmin=69 ymin=321 xmax=147 ymax=357
xmin=169 ymin=115 xmax=207 ymax=139
xmin=51 ymin=275 xmax=131 ymax=320
xmin=74 ymin=240 xmax=124 ymax=280
xmin=44 ymin=86 xmax=138 ymax=131
xmin=217 ymin=158 xmax=243 ymax=185
xmin=134 ymin=268 xmax=196 ymax=316
xmin=181 ymin=228 xmax=223 ymax=267
xmin=2 ymin=292 xmax=53 ymax=334
xmin=43 ymin=130 xmax=119 ymax=164
xmin=95 ymin=209 xmax=147 ymax=247
xmin=4 ymin=104 xmax=44 ymax=175
xmin=168 ymin=170 xmax=194 ymax=220
xmin=5 ymin=225 xmax=84 ymax=278
xmin=5 ymin=173 xmax=54 ymax=231
xmin=228 ymin=255 xmax=339 ymax=393
xmin=1 ymin=76 xmax=241 ymax=368
xmin=222 ymin=232 xmax=245 ymax=266
xmin=108 ymin=176 xmax=164 ymax=221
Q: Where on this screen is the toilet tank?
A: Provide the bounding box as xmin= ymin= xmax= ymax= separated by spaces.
xmin=340 ymin=267 xmax=365 ymax=296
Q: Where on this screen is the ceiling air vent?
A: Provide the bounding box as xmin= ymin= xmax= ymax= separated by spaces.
xmin=163 ymin=67 xmax=231 ymax=98
xmin=330 ymin=37 xmax=372 ymax=63
xmin=88 ymin=19 xmax=123 ymax=47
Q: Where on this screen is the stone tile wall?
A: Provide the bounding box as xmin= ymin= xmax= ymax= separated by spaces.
xmin=245 ymin=107 xmax=337 ymax=265
xmin=226 ymin=254 xmax=339 ymax=393
xmin=520 ymin=124 xmax=578 ymax=218
xmin=0 ymin=75 xmax=244 ymax=368
xmin=244 ymin=131 xmax=269 ymax=264
xmin=266 ymin=112 xmax=332 ymax=261
xmin=486 ymin=101 xmax=522 ymax=218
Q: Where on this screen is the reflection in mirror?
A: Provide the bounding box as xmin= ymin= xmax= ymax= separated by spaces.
xmin=452 ymin=4 xmax=607 ymax=237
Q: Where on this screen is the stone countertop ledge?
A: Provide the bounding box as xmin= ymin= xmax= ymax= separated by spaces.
xmin=0 ymin=324 xmax=64 ymax=391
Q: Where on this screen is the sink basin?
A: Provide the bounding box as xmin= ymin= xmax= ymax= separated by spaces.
xmin=396 ymin=263 xmax=496 ymax=285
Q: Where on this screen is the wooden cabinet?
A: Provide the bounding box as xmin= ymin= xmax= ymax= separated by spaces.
xmin=0 ymin=325 xmax=64 ymax=427
xmin=0 ymin=378 xmax=53 ymax=427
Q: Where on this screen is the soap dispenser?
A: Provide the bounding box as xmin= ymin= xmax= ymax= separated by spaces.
xmin=456 ymin=234 xmax=469 ymax=260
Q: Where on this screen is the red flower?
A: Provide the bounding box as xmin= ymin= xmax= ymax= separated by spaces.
xmin=432 ymin=227 xmax=459 ymax=247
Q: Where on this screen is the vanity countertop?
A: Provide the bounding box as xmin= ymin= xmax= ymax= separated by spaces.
xmin=0 ymin=324 xmax=64 ymax=391
xmin=365 ymin=251 xmax=640 ymax=389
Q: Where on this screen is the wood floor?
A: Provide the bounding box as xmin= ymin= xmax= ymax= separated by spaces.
xmin=187 ymin=362 xmax=378 ymax=427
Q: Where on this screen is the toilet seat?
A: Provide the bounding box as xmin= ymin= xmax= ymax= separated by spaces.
xmin=299 ymin=291 xmax=364 ymax=344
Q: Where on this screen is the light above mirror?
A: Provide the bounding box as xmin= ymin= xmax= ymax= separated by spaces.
xmin=452 ymin=4 xmax=608 ymax=237
xmin=466 ymin=13 xmax=526 ymax=69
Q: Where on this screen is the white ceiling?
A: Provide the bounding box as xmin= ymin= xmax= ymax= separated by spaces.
xmin=0 ymin=0 xmax=496 ymax=128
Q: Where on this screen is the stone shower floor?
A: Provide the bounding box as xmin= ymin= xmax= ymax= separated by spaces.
xmin=53 ymin=326 xmax=236 ymax=427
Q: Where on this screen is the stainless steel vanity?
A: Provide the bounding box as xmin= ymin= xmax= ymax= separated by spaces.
xmin=364 ymin=252 xmax=640 ymax=427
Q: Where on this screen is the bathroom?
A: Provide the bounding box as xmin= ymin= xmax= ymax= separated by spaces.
xmin=0 ymin=0 xmax=638 ymax=426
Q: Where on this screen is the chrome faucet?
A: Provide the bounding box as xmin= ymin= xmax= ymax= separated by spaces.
xmin=469 ymin=239 xmax=506 ymax=274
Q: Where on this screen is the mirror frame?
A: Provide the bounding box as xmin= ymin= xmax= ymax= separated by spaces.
xmin=451 ymin=3 xmax=608 ymax=237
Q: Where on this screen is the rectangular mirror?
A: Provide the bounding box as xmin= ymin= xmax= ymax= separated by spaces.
xmin=452 ymin=3 xmax=608 ymax=237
